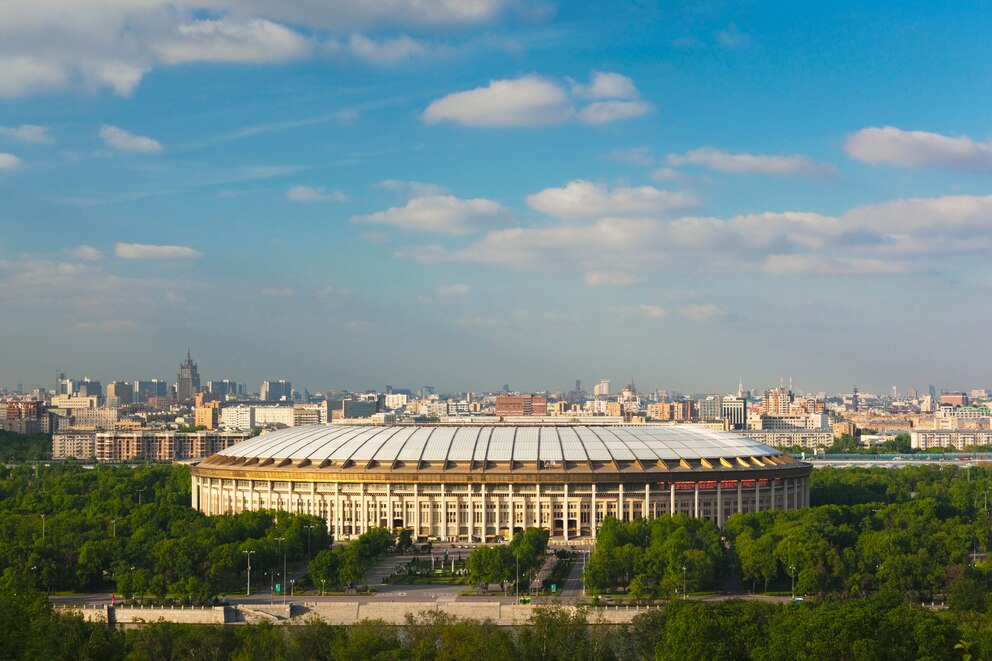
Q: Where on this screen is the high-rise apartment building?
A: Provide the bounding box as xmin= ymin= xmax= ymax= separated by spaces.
xmin=721 ymin=396 xmax=747 ymax=430
xmin=593 ymin=380 xmax=611 ymax=398
xmin=176 ymin=350 xmax=200 ymax=402
xmin=261 ymin=380 xmax=292 ymax=402
xmin=105 ymin=381 xmax=133 ymax=407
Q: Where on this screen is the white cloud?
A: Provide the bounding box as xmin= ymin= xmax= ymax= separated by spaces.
xmin=844 ymin=126 xmax=992 ymax=171
xmin=578 ymin=100 xmax=651 ymax=125
xmin=607 ymin=146 xmax=654 ymax=166
xmin=421 ymin=69 xmax=652 ymax=128
xmin=66 ymin=245 xmax=102 ymax=260
xmin=154 ymin=17 xmax=312 ymax=65
xmin=73 ymin=319 xmax=137 ymax=331
xmin=716 ymin=23 xmax=750 ymax=48
xmin=286 ymin=185 xmax=347 ymax=202
xmin=679 ymin=303 xmax=723 ymax=321
xmin=571 ymin=71 xmax=639 ymax=100
xmin=639 ymin=304 xmax=665 ymax=318
xmin=314 ymin=286 xmax=335 ymax=299
xmin=650 ymin=167 xmax=688 ymax=182
xmin=667 ymin=147 xmax=835 ymax=178
xmin=0 ymin=56 xmax=68 ymax=97
xmin=456 ymin=317 xmax=506 ymax=327
xmin=99 ymin=125 xmax=163 ymax=154
xmin=526 ymin=180 xmax=698 ymax=219
xmin=353 ymin=194 xmax=507 ymax=234
xmin=347 ymin=34 xmax=430 ymax=64
xmin=436 ymin=283 xmax=471 ymax=297
xmin=0 ymin=153 xmax=22 ymax=170
xmin=260 ymin=287 xmax=295 ymax=296
xmin=762 ymin=255 xmax=909 ymax=276
xmin=0 ymin=124 xmax=51 ymax=143
xmin=115 ymin=243 xmax=201 ymax=259
xmin=377 ymin=179 xmax=449 ymax=198
xmin=584 ymin=271 xmax=642 ymax=287
xmin=422 ymin=75 xmax=574 ymax=127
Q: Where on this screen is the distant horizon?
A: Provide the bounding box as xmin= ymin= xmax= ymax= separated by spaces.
xmin=3 ymin=2 xmax=990 ymax=395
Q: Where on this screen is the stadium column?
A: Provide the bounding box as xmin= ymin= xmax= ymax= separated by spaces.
xmin=288 ymin=481 xmax=295 ymax=515
xmin=481 ymin=485 xmax=487 ymax=542
xmin=191 ymin=476 xmax=199 ymax=510
xmin=441 ymin=484 xmax=447 ymax=541
xmin=386 ymin=483 xmax=392 ymax=530
xmin=770 ymin=479 xmax=776 ymax=510
xmin=412 ymin=483 xmax=419 ymax=537
xmin=670 ymin=482 xmax=675 ymax=516
xmin=249 ymin=480 xmax=255 ymax=511
xmin=509 ymin=484 xmax=515 ymax=537
xmin=267 ymin=480 xmax=273 ymax=511
xmin=360 ymin=483 xmax=367 ymax=536
xmin=563 ymin=483 xmax=569 ymax=542
xmin=618 ymin=483 xmax=624 ymax=522
xmin=468 ymin=485 xmax=473 ymax=542
xmin=535 ymin=483 xmax=541 ymax=530
xmin=334 ymin=482 xmax=341 ymax=540
xmin=783 ymin=478 xmax=789 ymax=511
xmin=644 ymin=483 xmax=649 ymax=522
xmin=737 ymin=480 xmax=742 ymax=514
xmin=311 ymin=482 xmax=316 ymax=517
xmin=693 ymin=481 xmax=699 ymax=518
xmin=716 ymin=481 xmax=723 ymax=527
xmin=591 ymin=483 xmax=597 ymax=539
xmin=754 ymin=481 xmax=761 ymax=513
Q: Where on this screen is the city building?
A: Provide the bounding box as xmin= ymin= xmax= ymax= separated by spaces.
xmin=52 ymin=429 xmax=251 ymax=462
xmin=133 ymin=379 xmax=168 ymax=403
xmin=721 ymin=397 xmax=747 ymax=430
xmin=495 ymin=394 xmax=548 ymax=417
xmin=176 ymin=350 xmax=200 ymax=402
xmin=911 ymin=430 xmax=992 ymax=451
xmin=261 ymin=380 xmax=292 ymax=402
xmin=190 ymin=424 xmax=812 ymax=541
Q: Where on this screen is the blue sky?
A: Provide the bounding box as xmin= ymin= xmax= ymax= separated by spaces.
xmin=1 ymin=1 xmax=991 ymax=395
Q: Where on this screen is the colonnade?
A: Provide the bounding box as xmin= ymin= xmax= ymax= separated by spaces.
xmin=192 ymin=473 xmax=811 ymax=540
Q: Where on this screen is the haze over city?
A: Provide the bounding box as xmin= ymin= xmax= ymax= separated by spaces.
xmin=2 ymin=1 xmax=991 ymax=393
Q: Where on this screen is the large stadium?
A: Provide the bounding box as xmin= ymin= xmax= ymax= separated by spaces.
xmin=191 ymin=424 xmax=812 ymax=542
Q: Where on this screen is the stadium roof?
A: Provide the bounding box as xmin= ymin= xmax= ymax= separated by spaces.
xmin=198 ymin=424 xmax=798 ymax=476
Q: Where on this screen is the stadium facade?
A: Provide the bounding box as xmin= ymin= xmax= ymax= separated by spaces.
xmin=190 ymin=424 xmax=812 ymax=541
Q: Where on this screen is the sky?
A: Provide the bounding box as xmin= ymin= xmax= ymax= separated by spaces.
xmin=1 ymin=0 xmax=991 ymax=396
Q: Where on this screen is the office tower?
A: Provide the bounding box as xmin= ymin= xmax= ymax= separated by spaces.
xmin=261 ymin=379 xmax=292 ymax=402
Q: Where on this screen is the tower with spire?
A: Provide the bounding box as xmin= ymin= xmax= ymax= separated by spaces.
xmin=176 ymin=349 xmax=200 ymax=402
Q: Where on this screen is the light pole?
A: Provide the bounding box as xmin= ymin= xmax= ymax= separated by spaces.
xmin=515 ymin=552 xmax=520 ymax=600
xmin=682 ymin=565 xmax=687 ymax=601
xmin=290 ymin=579 xmax=295 ymax=597
xmin=243 ymin=550 xmax=255 ymax=596
xmin=40 ymin=514 xmax=46 ymax=540
xmin=135 ymin=487 xmax=146 ymax=506
xmin=275 ymin=537 xmax=286 ymax=604
xmin=320 ymin=578 xmax=326 ymax=596
xmin=790 ymin=565 xmax=796 ymax=599
xmin=110 ymin=519 xmax=116 ymax=541
xmin=305 ymin=525 xmax=314 ymax=561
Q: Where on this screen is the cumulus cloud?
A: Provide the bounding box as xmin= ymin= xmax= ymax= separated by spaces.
xmin=667 ymin=147 xmax=835 ymax=178
xmin=352 ymin=194 xmax=507 ymax=234
xmin=0 ymin=124 xmax=51 ymax=143
xmin=436 ymin=283 xmax=470 ymax=297
xmin=99 ymin=125 xmax=163 ymax=154
xmin=639 ymin=304 xmax=665 ymax=318
xmin=762 ymin=255 xmax=909 ymax=276
xmin=570 ymin=71 xmax=639 ymax=99
xmin=579 ymin=101 xmax=651 ymax=125
xmin=526 ymin=180 xmax=698 ymax=219
xmin=0 ymin=56 xmax=68 ymax=97
xmin=679 ymin=303 xmax=724 ymax=321
xmin=115 ymin=243 xmax=202 ymax=259
xmin=845 ymin=126 xmax=992 ymax=171
xmin=286 ymin=185 xmax=347 ymax=202
xmin=398 ymin=194 xmax=992 ymax=280
xmin=66 ymin=245 xmax=102 ymax=260
xmin=0 ymin=153 xmax=22 ymax=170
xmin=584 ymin=271 xmax=642 ymax=287
xmin=423 ymin=71 xmax=650 ymax=127
xmin=347 ymin=34 xmax=431 ymax=64
xmin=422 ymin=75 xmax=574 ymax=127
xmin=607 ymin=146 xmax=654 ymax=166
xmin=377 ymin=180 xmax=450 ymax=198
xmin=154 ymin=17 xmax=312 ymax=65
xmin=260 ymin=287 xmax=295 ymax=296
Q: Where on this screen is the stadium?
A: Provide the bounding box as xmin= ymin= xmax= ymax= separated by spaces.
xmin=190 ymin=424 xmax=812 ymax=542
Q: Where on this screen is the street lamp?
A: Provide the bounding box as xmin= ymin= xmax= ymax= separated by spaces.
xmin=682 ymin=565 xmax=687 ymax=601
xmin=320 ymin=578 xmax=326 ymax=596
xmin=290 ymin=579 xmax=296 ymax=597
xmin=110 ymin=518 xmax=116 ymax=541
xmin=275 ymin=537 xmax=286 ymax=604
xmin=305 ymin=525 xmax=314 ymax=561
xmin=243 ymin=550 xmax=255 ymax=596
xmin=515 ymin=552 xmax=520 ymax=600
xmin=135 ymin=487 xmax=146 ymax=506
xmin=790 ymin=565 xmax=796 ymax=599
xmin=40 ymin=514 xmax=46 ymax=540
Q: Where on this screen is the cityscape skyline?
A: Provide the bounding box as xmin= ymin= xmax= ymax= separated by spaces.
xmin=2 ymin=2 xmax=991 ymax=392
